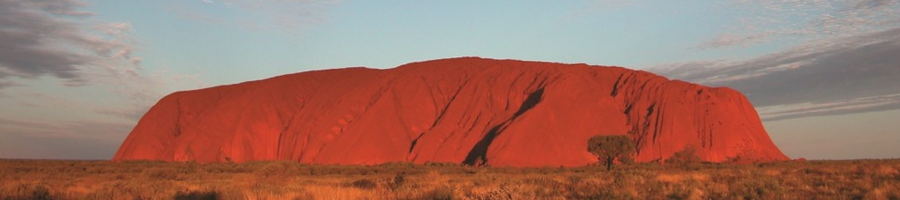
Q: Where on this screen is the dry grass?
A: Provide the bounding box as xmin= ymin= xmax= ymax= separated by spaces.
xmin=0 ymin=159 xmax=898 ymax=200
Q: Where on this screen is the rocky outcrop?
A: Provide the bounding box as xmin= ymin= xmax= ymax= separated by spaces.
xmin=113 ymin=57 xmax=788 ymax=167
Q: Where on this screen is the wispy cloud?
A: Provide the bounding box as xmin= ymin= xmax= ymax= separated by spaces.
xmin=0 ymin=117 xmax=130 ymax=143
xmin=0 ymin=117 xmax=132 ymax=160
xmin=757 ymin=93 xmax=900 ymax=121
xmin=698 ymin=0 xmax=900 ymax=49
xmin=0 ymin=81 xmax=19 ymax=90
xmin=17 ymin=92 xmax=77 ymax=108
xmin=94 ymin=107 xmax=149 ymax=121
xmin=653 ymin=27 xmax=900 ymax=121
xmin=699 ymin=32 xmax=774 ymax=49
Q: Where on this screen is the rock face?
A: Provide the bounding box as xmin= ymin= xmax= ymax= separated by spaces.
xmin=113 ymin=57 xmax=788 ymax=167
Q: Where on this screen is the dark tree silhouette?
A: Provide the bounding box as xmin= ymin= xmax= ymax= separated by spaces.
xmin=587 ymin=135 xmax=636 ymax=171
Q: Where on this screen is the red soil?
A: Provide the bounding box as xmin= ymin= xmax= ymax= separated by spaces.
xmin=113 ymin=57 xmax=788 ymax=167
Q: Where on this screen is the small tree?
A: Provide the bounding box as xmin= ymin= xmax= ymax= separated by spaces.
xmin=587 ymin=135 xmax=636 ymax=171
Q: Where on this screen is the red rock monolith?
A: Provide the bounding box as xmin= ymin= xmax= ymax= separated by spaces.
xmin=113 ymin=57 xmax=788 ymax=167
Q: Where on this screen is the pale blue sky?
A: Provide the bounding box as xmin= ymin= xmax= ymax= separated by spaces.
xmin=84 ymin=0 xmax=782 ymax=84
xmin=0 ymin=0 xmax=898 ymax=160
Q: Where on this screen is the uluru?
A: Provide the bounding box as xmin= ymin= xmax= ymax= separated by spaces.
xmin=112 ymin=57 xmax=788 ymax=167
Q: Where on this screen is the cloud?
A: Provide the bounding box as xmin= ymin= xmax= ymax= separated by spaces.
xmin=698 ymin=32 xmax=774 ymax=49
xmin=0 ymin=0 xmax=211 ymax=160
xmin=698 ymin=0 xmax=900 ymax=49
xmin=0 ymin=118 xmax=53 ymax=129
xmin=94 ymin=107 xmax=149 ymax=121
xmin=849 ymin=0 xmax=897 ymax=10
xmin=652 ymin=27 xmax=900 ymax=121
xmin=0 ymin=117 xmax=132 ymax=160
xmin=0 ymin=0 xmax=205 ymax=113
xmin=16 ymin=92 xmax=77 ymax=108
xmin=757 ymin=93 xmax=900 ymax=121
xmin=0 ymin=117 xmax=131 ymax=143
xmin=0 ymin=81 xmax=19 ymax=90
xmin=0 ymin=0 xmax=141 ymax=87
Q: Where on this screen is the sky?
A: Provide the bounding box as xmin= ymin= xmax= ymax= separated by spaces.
xmin=0 ymin=0 xmax=898 ymax=160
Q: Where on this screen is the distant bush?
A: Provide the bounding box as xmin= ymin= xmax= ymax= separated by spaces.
xmin=734 ymin=176 xmax=784 ymax=199
xmin=174 ymin=190 xmax=218 ymax=200
xmin=143 ymin=167 xmax=179 ymax=180
xmin=1 ymin=184 xmax=59 ymax=200
xmin=387 ymin=173 xmax=406 ymax=191
xmin=424 ymin=186 xmax=454 ymax=200
xmin=348 ymin=179 xmax=378 ymax=190
xmin=253 ymin=161 xmax=298 ymax=178
xmin=666 ymin=144 xmax=702 ymax=167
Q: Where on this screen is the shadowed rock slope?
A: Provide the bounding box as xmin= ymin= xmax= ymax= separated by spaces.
xmin=113 ymin=57 xmax=788 ymax=167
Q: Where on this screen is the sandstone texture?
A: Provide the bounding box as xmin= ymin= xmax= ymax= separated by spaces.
xmin=113 ymin=57 xmax=788 ymax=167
